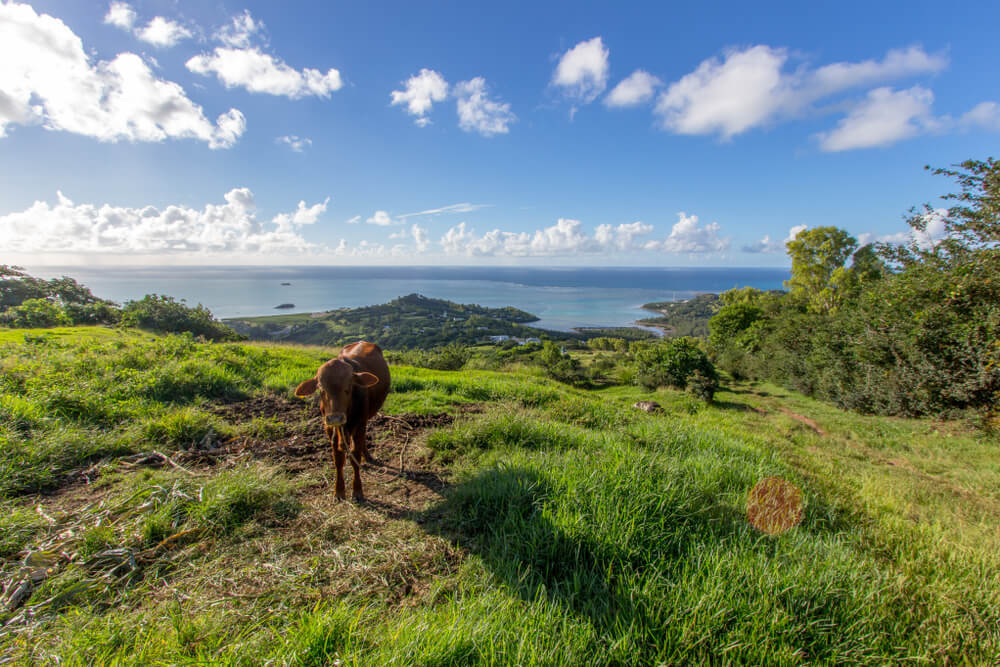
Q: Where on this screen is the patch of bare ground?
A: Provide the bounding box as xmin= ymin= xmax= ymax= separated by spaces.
xmin=775 ymin=406 xmax=826 ymax=436
xmin=7 ymin=396 xmax=474 ymax=624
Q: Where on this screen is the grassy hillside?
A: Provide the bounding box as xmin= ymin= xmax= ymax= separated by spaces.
xmin=1 ymin=327 xmax=998 ymax=664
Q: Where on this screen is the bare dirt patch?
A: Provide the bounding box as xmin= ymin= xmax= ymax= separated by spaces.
xmin=777 ymin=406 xmax=826 ymax=436
xmin=193 ymin=395 xmax=460 ymax=514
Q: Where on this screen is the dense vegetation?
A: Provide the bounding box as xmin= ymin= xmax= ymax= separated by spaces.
xmin=225 ymin=293 xmax=585 ymax=349
xmin=709 ymin=158 xmax=1000 ymax=422
xmin=0 ymin=327 xmax=996 ymax=664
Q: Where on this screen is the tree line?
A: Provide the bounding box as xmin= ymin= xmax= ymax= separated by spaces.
xmin=708 ymin=158 xmax=999 ymax=422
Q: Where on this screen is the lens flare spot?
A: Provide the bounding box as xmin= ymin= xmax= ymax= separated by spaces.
xmin=747 ymin=477 xmax=804 ymax=535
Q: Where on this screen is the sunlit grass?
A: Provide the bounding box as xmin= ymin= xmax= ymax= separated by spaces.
xmin=0 ymin=327 xmax=997 ymax=664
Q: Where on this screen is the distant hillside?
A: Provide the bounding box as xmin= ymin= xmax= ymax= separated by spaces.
xmin=637 ymin=293 xmax=720 ymax=337
xmin=225 ymin=293 xmax=582 ymax=349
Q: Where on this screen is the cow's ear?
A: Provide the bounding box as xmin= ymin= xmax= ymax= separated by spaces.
xmin=353 ymin=372 xmax=379 ymax=388
xmin=294 ymin=378 xmax=318 ymax=397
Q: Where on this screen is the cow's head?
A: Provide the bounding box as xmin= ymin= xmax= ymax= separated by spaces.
xmin=295 ymin=360 xmax=380 ymax=428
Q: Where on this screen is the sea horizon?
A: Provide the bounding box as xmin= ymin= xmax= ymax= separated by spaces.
xmin=29 ymin=265 xmax=791 ymax=332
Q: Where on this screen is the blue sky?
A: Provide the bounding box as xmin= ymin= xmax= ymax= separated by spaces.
xmin=1 ymin=0 xmax=998 ymax=267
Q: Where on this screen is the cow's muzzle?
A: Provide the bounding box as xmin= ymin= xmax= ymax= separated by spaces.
xmin=324 ymin=413 xmax=346 ymax=427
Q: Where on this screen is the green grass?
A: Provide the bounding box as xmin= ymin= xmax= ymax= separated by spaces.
xmin=1 ymin=326 xmax=997 ymax=664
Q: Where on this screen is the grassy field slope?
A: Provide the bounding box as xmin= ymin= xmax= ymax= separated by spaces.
xmin=1 ymin=327 xmax=997 ymax=664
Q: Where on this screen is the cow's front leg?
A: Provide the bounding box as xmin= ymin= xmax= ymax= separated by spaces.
xmin=349 ymin=427 xmax=365 ymax=501
xmin=328 ymin=426 xmax=347 ymax=500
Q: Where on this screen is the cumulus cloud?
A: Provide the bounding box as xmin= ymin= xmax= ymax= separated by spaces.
xmin=644 ymin=213 xmax=729 ymax=253
xmin=277 ymin=135 xmax=312 ymax=152
xmin=605 ymin=70 xmax=662 ymax=108
xmin=858 ymin=208 xmax=949 ymax=251
xmin=366 ymin=211 xmax=395 ymax=226
xmin=440 ymin=216 xmax=725 ymax=257
xmin=743 ymin=224 xmax=808 ymax=253
xmin=655 ymin=44 xmax=947 ymax=140
xmin=655 ymin=45 xmax=790 ymax=138
xmin=552 ymin=37 xmax=609 ymax=104
xmin=390 ymin=68 xmax=449 ymax=125
xmin=135 ymin=16 xmax=192 ymax=48
xmin=187 ymin=47 xmax=342 ymax=98
xmin=594 ymin=221 xmax=655 ymax=250
xmin=818 ymin=86 xmax=935 ymax=151
xmin=0 ymin=2 xmax=244 ymax=147
xmin=214 ymin=10 xmax=261 ymax=48
xmin=959 ymin=101 xmax=1000 ymax=130
xmin=0 ymin=189 xmax=329 ymax=255
xmin=103 ymin=1 xmax=135 ymax=30
xmin=454 ymin=78 xmax=515 ymax=137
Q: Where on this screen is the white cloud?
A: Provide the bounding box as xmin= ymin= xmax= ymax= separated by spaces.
xmin=858 ymin=208 xmax=949 ymax=251
xmin=390 ymin=68 xmax=449 ymax=125
xmin=398 ymin=202 xmax=490 ymax=219
xmin=594 ymin=221 xmax=654 ymax=250
xmin=454 ymin=78 xmax=515 ymax=137
xmin=104 ymin=1 xmax=135 ymax=30
xmin=0 ymin=2 xmax=244 ymax=148
xmin=440 ymin=215 xmax=725 ymax=257
xmin=277 ymin=135 xmax=312 ymax=152
xmin=644 ymin=213 xmax=729 ymax=253
xmin=806 ymin=46 xmax=947 ymax=98
xmin=345 ymin=215 xmax=361 ymax=224
xmin=818 ymin=86 xmax=934 ymax=151
xmin=0 ymin=189 xmax=329 ymax=255
xmin=271 ymin=198 xmax=329 ymax=232
xmin=187 ymin=47 xmax=342 ymax=99
xmin=136 ymin=16 xmax=192 ymax=48
xmin=654 ymin=44 xmax=947 ymax=140
xmin=552 ymin=37 xmax=609 ymax=104
xmin=215 ymin=10 xmax=261 ymax=48
xmin=604 ymin=70 xmax=662 ymax=108
xmin=960 ymin=101 xmax=1000 ymax=130
xmin=412 ymin=223 xmax=430 ymax=252
xmin=743 ymin=224 xmax=807 ymax=253
xmin=655 ymin=45 xmax=789 ymax=138
xmin=366 ymin=210 xmax=394 ymax=226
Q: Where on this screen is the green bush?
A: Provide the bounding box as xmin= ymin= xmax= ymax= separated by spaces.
xmin=1 ymin=298 xmax=72 ymax=328
xmin=633 ymin=337 xmax=717 ymax=391
xmin=120 ymin=294 xmax=242 ymax=342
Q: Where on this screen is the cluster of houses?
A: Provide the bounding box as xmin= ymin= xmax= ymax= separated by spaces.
xmin=488 ymin=335 xmax=542 ymax=345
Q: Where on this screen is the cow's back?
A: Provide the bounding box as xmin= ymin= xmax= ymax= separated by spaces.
xmin=340 ymin=341 xmax=390 ymax=418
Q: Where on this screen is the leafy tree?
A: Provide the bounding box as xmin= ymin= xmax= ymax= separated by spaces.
xmin=0 ymin=265 xmax=48 ymax=309
xmin=785 ymin=226 xmax=858 ymax=313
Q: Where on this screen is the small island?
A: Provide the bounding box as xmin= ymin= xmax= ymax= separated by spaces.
xmin=280 ymin=282 xmax=291 ymax=286
xmin=274 ymin=303 xmax=295 ymax=309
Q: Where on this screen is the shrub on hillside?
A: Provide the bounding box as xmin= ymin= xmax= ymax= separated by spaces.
xmin=120 ymin=294 xmax=242 ymax=342
xmin=64 ymin=300 xmax=121 ymax=325
xmin=633 ymin=337 xmax=718 ymax=391
xmin=1 ymin=298 xmax=72 ymax=328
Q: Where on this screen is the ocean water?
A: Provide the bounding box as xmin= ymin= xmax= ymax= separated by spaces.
xmin=45 ymin=266 xmax=789 ymax=332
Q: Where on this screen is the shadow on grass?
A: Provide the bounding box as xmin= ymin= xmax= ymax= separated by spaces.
xmin=417 ymin=464 xmax=752 ymax=656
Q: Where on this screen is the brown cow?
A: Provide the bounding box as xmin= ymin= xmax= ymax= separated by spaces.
xmin=294 ymin=341 xmax=390 ymax=501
